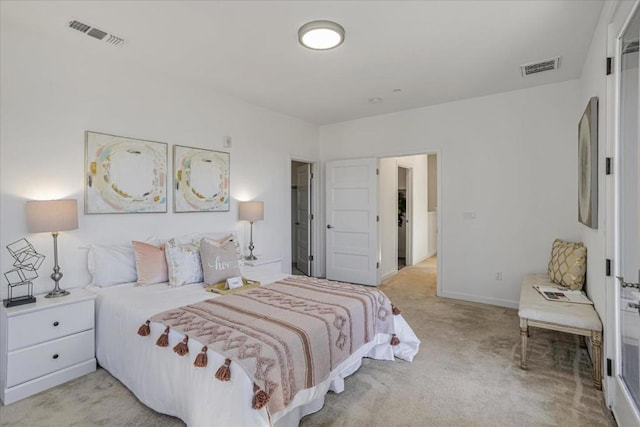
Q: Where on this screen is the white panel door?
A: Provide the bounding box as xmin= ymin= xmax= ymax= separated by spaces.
xmin=613 ymin=3 xmax=640 ymax=424
xmin=296 ymin=164 xmax=311 ymax=276
xmin=325 ymin=158 xmax=379 ymax=286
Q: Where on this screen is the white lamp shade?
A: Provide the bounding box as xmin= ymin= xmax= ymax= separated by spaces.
xmin=239 ymin=201 xmax=264 ymax=222
xmin=26 ymin=199 xmax=78 ymax=233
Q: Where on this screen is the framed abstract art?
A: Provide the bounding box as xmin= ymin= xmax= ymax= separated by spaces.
xmin=85 ymin=131 xmax=168 ymax=214
xmin=173 ymin=145 xmax=230 ymax=212
xmin=578 ymin=97 xmax=598 ymax=229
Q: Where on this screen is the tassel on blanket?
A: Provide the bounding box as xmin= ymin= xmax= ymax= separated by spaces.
xmin=252 ymin=383 xmax=270 ymax=410
xmin=194 ymin=346 xmax=208 ymax=367
xmin=392 ymin=304 xmax=401 ymax=315
xmin=173 ymin=335 xmax=189 ymax=356
xmin=137 ymin=320 xmax=151 ymax=336
xmin=390 ymin=334 xmax=400 ymax=346
xmin=215 ymin=358 xmax=232 ymax=381
xmin=156 ymin=326 xmax=170 ymax=347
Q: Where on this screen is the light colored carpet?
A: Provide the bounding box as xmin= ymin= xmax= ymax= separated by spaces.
xmin=0 ymin=257 xmax=615 ymax=426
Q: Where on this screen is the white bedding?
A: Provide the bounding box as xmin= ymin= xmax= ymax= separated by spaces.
xmin=88 ymin=268 xmax=420 ymax=427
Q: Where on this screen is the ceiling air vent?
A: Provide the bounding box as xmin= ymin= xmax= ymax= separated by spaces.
xmin=520 ymin=56 xmax=560 ymax=77
xmin=68 ymin=19 xmax=125 ymax=46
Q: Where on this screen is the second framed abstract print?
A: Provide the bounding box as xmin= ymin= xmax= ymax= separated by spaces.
xmin=173 ymin=145 xmax=230 ymax=212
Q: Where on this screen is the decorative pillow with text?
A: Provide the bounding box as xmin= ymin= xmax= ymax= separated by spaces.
xmin=200 ymin=238 xmax=242 ymax=285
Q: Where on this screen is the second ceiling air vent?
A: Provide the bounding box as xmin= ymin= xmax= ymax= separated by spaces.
xmin=520 ymin=56 xmax=560 ymax=77
xmin=68 ymin=19 xmax=125 ymax=46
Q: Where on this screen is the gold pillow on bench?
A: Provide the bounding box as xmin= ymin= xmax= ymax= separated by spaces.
xmin=547 ymin=238 xmax=587 ymax=290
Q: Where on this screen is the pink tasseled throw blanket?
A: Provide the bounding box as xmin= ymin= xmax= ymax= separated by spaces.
xmin=137 ymin=276 xmax=401 ymax=414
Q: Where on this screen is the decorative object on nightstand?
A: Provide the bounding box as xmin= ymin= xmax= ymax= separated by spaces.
xmin=26 ymin=199 xmax=78 ymax=298
xmin=239 ymin=201 xmax=264 ymax=261
xmin=3 ymin=238 xmax=45 ymax=307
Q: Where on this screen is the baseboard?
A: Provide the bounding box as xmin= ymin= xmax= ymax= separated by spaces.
xmin=381 ymin=270 xmax=397 ymax=282
xmin=440 ymin=290 xmax=519 ymax=309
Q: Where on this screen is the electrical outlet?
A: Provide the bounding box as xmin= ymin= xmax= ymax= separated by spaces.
xmin=495 ymin=272 xmax=503 ymax=281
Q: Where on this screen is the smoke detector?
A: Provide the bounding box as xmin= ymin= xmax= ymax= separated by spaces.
xmin=68 ymin=19 xmax=125 ymax=46
xmin=520 ymin=56 xmax=560 ymax=77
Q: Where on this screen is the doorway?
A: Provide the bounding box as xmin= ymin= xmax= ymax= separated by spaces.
xmin=397 ymin=165 xmax=412 ymax=270
xmin=324 ymin=153 xmax=441 ymax=290
xmin=378 ymin=154 xmax=439 ymax=289
xmin=607 ymin=1 xmax=640 ymax=424
xmin=291 ymin=160 xmax=314 ymax=276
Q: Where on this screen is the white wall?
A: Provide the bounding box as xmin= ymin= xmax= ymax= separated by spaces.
xmin=320 ymin=81 xmax=582 ymax=307
xmin=0 ymin=15 xmax=319 ymax=300
xmin=577 ymin=0 xmax=612 ymax=324
xmin=379 ymin=158 xmax=398 ymax=279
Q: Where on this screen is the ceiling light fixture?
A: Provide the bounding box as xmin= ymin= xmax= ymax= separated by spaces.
xmin=298 ymin=20 xmax=345 ymax=50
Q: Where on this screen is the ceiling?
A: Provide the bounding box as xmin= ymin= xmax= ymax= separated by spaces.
xmin=1 ymin=1 xmax=604 ymax=125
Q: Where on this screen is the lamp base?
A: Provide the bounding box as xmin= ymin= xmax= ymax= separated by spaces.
xmin=3 ymin=295 xmax=37 ymax=308
xmin=45 ymin=289 xmax=70 ymax=298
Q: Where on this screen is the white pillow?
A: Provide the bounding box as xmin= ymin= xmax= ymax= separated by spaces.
xmin=87 ymin=243 xmax=137 ymax=287
xmin=165 ymin=239 xmax=203 ymax=287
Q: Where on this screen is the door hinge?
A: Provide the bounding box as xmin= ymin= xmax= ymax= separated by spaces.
xmin=607 ymin=358 xmax=613 ymax=377
xmin=376 ymin=168 xmax=379 ymax=175
xmin=310 ymin=172 xmax=314 ymax=179
xmin=606 ymin=259 xmax=612 ymax=277
xmin=376 ymin=215 xmax=380 ymax=222
xmin=606 ymin=57 xmax=613 ymax=76
xmin=308 ymin=255 xmax=314 ymax=261
xmin=606 ymin=157 xmax=612 ymax=175
xmin=376 ymin=262 xmax=379 ymax=269
xmin=310 ymin=214 xmax=314 ymax=220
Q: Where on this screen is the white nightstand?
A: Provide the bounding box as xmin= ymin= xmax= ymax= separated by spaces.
xmin=243 ymin=257 xmax=282 ymax=273
xmin=0 ymin=288 xmax=96 ymax=405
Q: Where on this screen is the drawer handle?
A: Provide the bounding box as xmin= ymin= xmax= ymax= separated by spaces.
xmin=52 ymin=354 xmax=59 ymax=360
xmin=53 ymin=321 xmax=59 ymax=327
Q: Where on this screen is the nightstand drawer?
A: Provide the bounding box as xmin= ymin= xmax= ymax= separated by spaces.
xmin=7 ymin=300 xmax=94 ymax=351
xmin=6 ymin=329 xmax=95 ymax=387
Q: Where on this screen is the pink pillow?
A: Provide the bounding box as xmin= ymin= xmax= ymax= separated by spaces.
xmin=132 ymin=241 xmax=168 ymax=285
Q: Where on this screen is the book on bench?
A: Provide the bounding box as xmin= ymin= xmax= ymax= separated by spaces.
xmin=534 ymin=285 xmax=593 ymax=305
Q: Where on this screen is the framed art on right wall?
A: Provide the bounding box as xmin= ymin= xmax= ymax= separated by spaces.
xmin=578 ymin=96 xmax=598 ymax=229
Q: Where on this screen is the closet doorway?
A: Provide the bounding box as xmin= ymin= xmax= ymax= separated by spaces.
xmin=397 ymin=165 xmax=412 ymax=270
xmin=291 ymin=160 xmax=314 ymax=276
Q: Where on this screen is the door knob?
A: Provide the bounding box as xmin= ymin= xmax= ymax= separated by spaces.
xmin=327 ymin=225 xmax=333 ymax=229
xmin=617 ymin=276 xmax=640 ymax=290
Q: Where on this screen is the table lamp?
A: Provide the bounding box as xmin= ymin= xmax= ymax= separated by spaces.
xmin=239 ymin=201 xmax=264 ymax=260
xmin=26 ymin=199 xmax=78 ymax=298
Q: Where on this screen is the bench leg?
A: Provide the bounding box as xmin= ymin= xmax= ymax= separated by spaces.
xmin=520 ymin=317 xmax=528 ymax=370
xmin=592 ymin=330 xmax=602 ymax=390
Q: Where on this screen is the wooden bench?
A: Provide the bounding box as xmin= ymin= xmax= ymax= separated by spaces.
xmin=518 ymin=273 xmax=603 ymax=390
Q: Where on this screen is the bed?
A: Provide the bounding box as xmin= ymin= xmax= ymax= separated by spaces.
xmin=88 ymin=264 xmax=419 ymax=427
